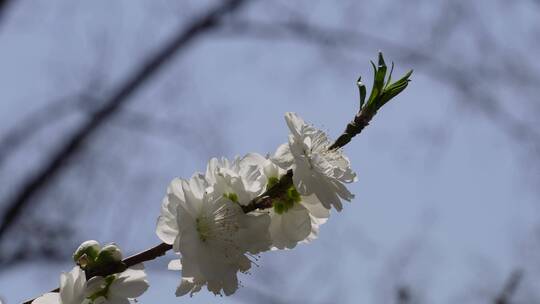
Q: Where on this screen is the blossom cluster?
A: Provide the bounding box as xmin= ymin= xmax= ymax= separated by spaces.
xmin=156 ymin=112 xmax=357 ymax=296
xmin=28 ymin=53 xmax=411 ymax=303
xmin=30 ymin=112 xmax=357 ymax=303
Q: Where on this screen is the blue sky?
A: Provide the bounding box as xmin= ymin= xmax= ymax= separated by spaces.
xmin=1 ymin=1 xmax=539 ymax=303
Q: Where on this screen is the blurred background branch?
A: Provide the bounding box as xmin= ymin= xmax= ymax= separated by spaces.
xmin=0 ymin=0 xmax=13 ymax=26
xmin=0 ymin=0 xmax=249 ymax=253
xmin=493 ymin=270 xmax=523 ymax=304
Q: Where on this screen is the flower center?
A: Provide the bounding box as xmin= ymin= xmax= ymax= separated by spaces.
xmin=195 ymin=203 xmax=241 ymax=243
xmin=272 ymin=181 xmax=302 ymax=215
xmin=195 ymin=217 xmax=212 ymax=242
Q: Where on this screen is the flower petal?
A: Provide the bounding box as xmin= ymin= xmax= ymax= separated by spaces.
xmin=156 ymin=182 xmax=180 ymax=244
xmin=176 ymin=278 xmax=195 ymax=297
xmin=272 ymin=143 xmax=293 ymax=169
xmin=269 ymin=203 xmax=311 ymax=249
xmin=31 ymin=293 xmax=60 ymax=304
xmin=109 ymin=264 xmax=149 ymax=299
xmin=168 ymin=259 xmax=182 ymax=271
xmin=284 ymin=112 xmax=304 ymax=137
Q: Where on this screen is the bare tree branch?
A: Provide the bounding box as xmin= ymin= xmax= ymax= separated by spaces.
xmin=397 ymin=286 xmax=413 ymax=304
xmin=493 ymin=270 xmax=523 ymax=304
xmin=0 ymin=0 xmax=250 ymax=244
xmin=0 ymin=0 xmax=13 ymax=26
xmin=0 ymin=92 xmax=96 ymax=169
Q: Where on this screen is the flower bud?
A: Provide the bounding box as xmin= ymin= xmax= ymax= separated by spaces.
xmin=96 ymin=243 xmax=123 ymax=264
xmin=73 ymin=240 xmax=100 ymax=266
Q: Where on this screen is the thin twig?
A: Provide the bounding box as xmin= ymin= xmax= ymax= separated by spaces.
xmin=329 ymin=107 xmax=376 ymax=150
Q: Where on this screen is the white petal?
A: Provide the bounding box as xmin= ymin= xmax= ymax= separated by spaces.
xmin=109 ymin=265 xmax=149 ymax=299
xmin=32 ymin=293 xmax=59 ymax=304
xmin=104 ymin=297 xmax=129 ymax=304
xmin=156 ymin=215 xmax=178 ymax=245
xmin=303 ymin=214 xmax=328 ymax=243
xmin=175 ymin=278 xmax=195 ymax=297
xmin=156 ymin=186 xmax=180 ymax=244
xmin=270 ymin=203 xmax=311 ymax=249
xmin=168 ymin=259 xmax=182 ymax=270
xmin=272 ymin=143 xmax=294 ymax=169
xmin=284 ymin=112 xmax=305 ymax=137
xmin=222 ymin=274 xmax=238 ymax=296
xmin=281 ymin=204 xmax=311 ymax=241
xmin=237 ymin=213 xmax=272 ymax=253
xmin=168 ymin=178 xmax=185 ymax=201
xmin=59 ymin=272 xmax=72 ymax=302
xmin=309 ymin=175 xmax=343 ymax=211
xmin=302 ymin=195 xmax=331 ymax=219
xmin=93 ymin=296 xmax=107 ymax=304
xmin=332 ymin=179 xmax=355 ymax=201
xmin=85 ymin=276 xmax=106 ymax=297
xmin=59 ymin=266 xmax=86 ymax=304
xmin=188 ymin=173 xmax=207 ymax=200
xmin=292 ymin=165 xmax=317 ymax=196
xmin=179 ymin=179 xmax=202 ymax=217
xmin=239 ymin=153 xmax=266 ymax=168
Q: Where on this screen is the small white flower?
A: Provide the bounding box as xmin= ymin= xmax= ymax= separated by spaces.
xmin=205 ymin=154 xmax=266 ymax=205
xmin=273 ymin=112 xmax=357 ymax=211
xmin=86 ymin=264 xmax=149 ymax=304
xmin=260 ymin=158 xmax=330 ymax=249
xmin=156 ymin=174 xmax=271 ymax=296
xmin=32 ymin=266 xmax=86 ymax=304
xmin=32 ymin=264 xmax=148 ymax=304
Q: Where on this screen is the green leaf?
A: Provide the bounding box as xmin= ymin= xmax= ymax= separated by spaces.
xmin=357 ymin=77 xmax=367 ymax=109
xmin=374 ymin=63 xmax=387 ymax=92
xmin=357 ymin=54 xmax=412 ymax=117
xmin=385 ymin=62 xmax=395 ymax=89
xmin=379 ymin=69 xmax=413 ymax=106
xmin=377 ymin=51 xmax=386 ymax=68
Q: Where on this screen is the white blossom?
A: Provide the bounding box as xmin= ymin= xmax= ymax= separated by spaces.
xmin=156 ymin=174 xmax=271 ymax=296
xmin=260 ymin=157 xmax=330 ymax=249
xmin=86 ymin=264 xmax=149 ymax=304
xmin=32 ymin=263 xmax=148 ymax=304
xmin=205 ymin=154 xmax=266 ymax=204
xmin=32 ymin=266 xmax=86 ymax=304
xmin=273 ymin=112 xmax=357 ymax=211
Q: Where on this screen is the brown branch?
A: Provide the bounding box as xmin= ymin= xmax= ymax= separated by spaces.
xmin=241 ymin=169 xmax=293 ymax=213
xmin=0 ymin=0 xmax=250 ymax=244
xmin=123 ymin=242 xmax=172 ymax=268
xmin=329 ymin=107 xmax=375 ymax=150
